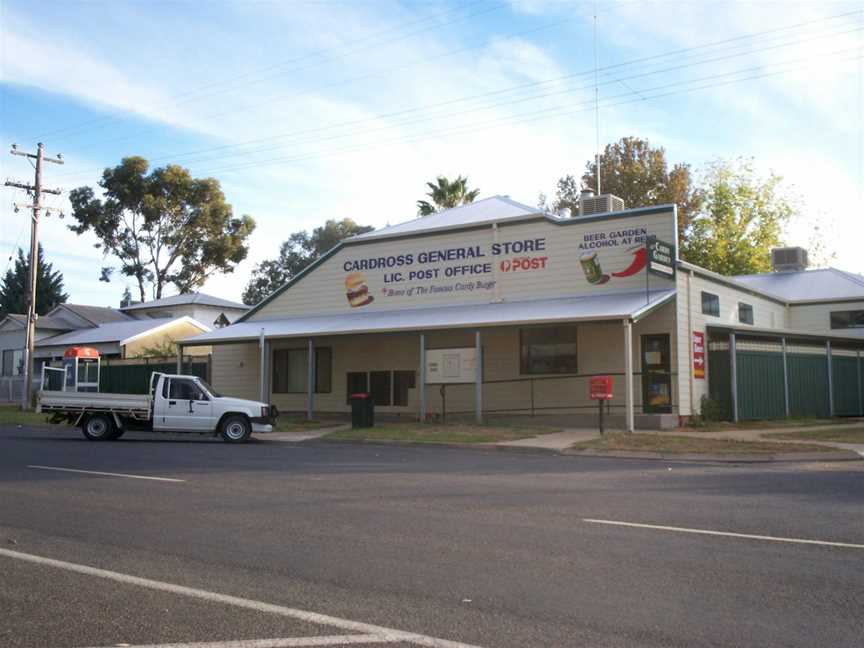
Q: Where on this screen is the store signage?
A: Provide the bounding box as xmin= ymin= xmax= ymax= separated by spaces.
xmin=646 ymin=236 xmax=676 ymax=279
xmin=342 ymin=238 xmax=549 ymax=306
xmin=693 ymin=331 xmax=705 ymax=379
xmin=589 ymin=375 xmax=614 ymax=400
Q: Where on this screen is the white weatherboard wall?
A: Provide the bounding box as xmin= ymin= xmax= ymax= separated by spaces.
xmin=789 ymin=301 xmax=864 ymax=338
xmin=248 ymin=210 xmax=677 ymax=321
xmin=676 ymin=269 xmax=788 ymax=415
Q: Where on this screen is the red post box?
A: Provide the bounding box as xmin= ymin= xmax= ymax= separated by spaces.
xmin=589 ymin=375 xmax=613 ymax=400
xmin=589 ymin=375 xmax=613 ymax=435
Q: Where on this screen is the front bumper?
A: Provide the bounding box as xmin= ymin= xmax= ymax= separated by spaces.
xmin=250 ymin=404 xmax=279 ymax=431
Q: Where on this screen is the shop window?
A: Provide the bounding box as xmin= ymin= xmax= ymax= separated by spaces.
xmin=830 ymin=310 xmax=864 ymax=329
xmin=393 ymin=371 xmax=416 ymax=406
xmin=701 ymin=291 xmax=720 ymax=316
xmin=346 ymin=372 xmax=368 ymax=404
xmin=738 ymin=302 xmax=754 ymax=325
xmin=370 ymin=371 xmax=392 ymax=406
xmin=520 ymin=326 xmax=578 ymax=374
xmin=273 ymin=347 xmax=332 ymax=393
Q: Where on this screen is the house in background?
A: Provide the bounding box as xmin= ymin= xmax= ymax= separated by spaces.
xmin=119 ymin=292 xmax=248 ymax=328
xmin=0 ymin=292 xmax=237 ymax=385
xmin=34 ymin=316 xmax=211 ymax=361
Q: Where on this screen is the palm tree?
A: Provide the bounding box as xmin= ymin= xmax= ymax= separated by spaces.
xmin=416 ymin=175 xmax=480 ymax=216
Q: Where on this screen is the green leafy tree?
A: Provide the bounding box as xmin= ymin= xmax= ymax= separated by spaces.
xmin=580 ymin=137 xmax=702 ymax=240
xmin=68 ymin=156 xmax=256 ymax=301
xmin=417 ymin=175 xmax=480 ymax=216
xmin=0 ymin=244 xmax=68 ymax=316
xmin=242 ymin=218 xmax=374 ymax=305
xmin=681 ymin=159 xmax=795 ymax=275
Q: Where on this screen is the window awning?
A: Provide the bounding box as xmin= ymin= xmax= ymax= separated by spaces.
xmin=179 ymin=289 xmax=675 ymax=346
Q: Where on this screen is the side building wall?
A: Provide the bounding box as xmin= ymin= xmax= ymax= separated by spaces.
xmin=676 ymin=269 xmax=788 ymax=416
xmin=788 ymin=300 xmax=864 ymax=338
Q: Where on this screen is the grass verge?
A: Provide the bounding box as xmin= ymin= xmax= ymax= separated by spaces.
xmin=569 ymin=433 xmax=836 ymax=455
xmin=273 ymin=418 xmax=344 ymax=433
xmin=680 ymin=418 xmax=841 ymax=433
xmin=762 ymin=427 xmax=864 ymax=444
xmin=326 ymin=422 xmax=560 ymax=444
xmin=0 ymin=405 xmax=52 ymax=427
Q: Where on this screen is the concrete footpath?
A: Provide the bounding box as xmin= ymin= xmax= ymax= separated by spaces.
xmin=258 ymin=422 xmax=864 ymax=462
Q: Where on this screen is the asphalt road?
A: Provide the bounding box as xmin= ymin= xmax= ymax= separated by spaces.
xmin=1 ymin=425 xmax=862 ymax=648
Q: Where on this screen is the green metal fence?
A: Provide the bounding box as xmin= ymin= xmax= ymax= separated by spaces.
xmin=736 ymin=350 xmax=786 ymax=420
xmin=99 ymin=359 xmax=208 ymax=394
xmin=708 ymin=336 xmax=864 ymax=421
xmin=787 ymin=353 xmax=829 ymax=418
xmin=832 ymin=356 xmax=863 ymax=417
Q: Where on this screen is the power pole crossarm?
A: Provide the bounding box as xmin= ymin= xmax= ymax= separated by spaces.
xmin=3 ymin=142 xmax=63 ymax=410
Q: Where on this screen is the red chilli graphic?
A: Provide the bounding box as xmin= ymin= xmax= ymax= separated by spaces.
xmin=611 ymin=247 xmax=647 ymax=278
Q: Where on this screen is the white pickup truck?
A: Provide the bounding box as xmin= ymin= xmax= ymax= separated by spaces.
xmin=38 ymin=372 xmax=277 ymax=443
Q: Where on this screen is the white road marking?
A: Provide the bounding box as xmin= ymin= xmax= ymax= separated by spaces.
xmin=0 ymin=547 xmax=484 ymax=648
xmin=27 ymin=465 xmax=185 ymax=483
xmin=85 ymin=635 xmax=393 ymax=647
xmin=583 ymin=518 xmax=864 ymax=549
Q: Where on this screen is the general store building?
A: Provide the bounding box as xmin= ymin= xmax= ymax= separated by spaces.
xmin=181 ymin=195 xmax=864 ymax=428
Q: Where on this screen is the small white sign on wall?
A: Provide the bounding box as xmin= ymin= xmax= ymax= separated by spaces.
xmin=425 ymin=347 xmax=478 ymax=384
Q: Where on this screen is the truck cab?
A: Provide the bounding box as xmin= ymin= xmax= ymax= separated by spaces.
xmin=151 ymin=374 xmax=277 ymax=441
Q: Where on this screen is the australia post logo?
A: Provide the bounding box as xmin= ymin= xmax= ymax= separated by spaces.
xmin=499 ymin=256 xmax=549 ymax=272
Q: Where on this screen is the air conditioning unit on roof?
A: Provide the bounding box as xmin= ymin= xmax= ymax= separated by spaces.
xmin=771 ymin=247 xmax=808 ymax=272
xmin=578 ymin=191 xmax=625 ymax=216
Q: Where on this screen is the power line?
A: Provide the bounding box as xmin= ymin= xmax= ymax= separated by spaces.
xmin=63 ymin=15 xmax=579 ymax=158
xmin=3 ymin=143 xmax=64 ymax=410
xmin=189 ymin=47 xmax=864 ymax=177
xmin=53 ymin=19 xmax=864 ymax=182
xmin=53 ymin=12 xmax=864 ymax=182
xmin=34 ymin=1 xmax=506 ymax=144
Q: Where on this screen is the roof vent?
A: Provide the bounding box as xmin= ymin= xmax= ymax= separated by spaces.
xmin=578 ymin=192 xmax=625 ymax=217
xmin=771 ymin=247 xmax=808 ymax=273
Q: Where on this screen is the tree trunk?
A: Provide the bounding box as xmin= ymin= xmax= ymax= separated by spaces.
xmin=136 ymin=277 xmax=146 ymax=303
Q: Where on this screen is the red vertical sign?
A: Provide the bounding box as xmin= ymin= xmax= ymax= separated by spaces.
xmin=693 ymin=331 xmax=705 ymax=379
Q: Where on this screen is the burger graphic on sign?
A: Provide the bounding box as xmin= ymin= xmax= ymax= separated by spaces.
xmin=345 ymin=272 xmax=374 ymax=308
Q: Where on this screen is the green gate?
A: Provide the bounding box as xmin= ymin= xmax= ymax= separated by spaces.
xmin=832 ymin=355 xmax=863 ymax=416
xmin=736 ymin=350 xmax=786 ymax=420
xmin=786 ymin=353 xmax=830 ymax=418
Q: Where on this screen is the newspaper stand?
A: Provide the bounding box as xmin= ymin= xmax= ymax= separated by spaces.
xmin=589 ymin=375 xmax=614 ymax=435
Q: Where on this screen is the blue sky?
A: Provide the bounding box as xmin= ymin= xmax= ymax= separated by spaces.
xmin=1 ymin=0 xmax=862 ymax=306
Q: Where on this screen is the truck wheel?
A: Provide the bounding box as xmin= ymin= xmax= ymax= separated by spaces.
xmin=220 ymin=415 xmax=251 ymax=443
xmin=82 ymin=414 xmax=114 ymax=441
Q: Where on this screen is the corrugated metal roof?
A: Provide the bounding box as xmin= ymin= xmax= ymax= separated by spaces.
xmin=733 ymin=268 xmax=864 ymax=302
xmin=54 ymin=303 xmax=133 ymax=324
xmin=180 ymin=290 xmax=676 ymax=345
xmin=35 ymin=317 xmax=195 ymax=347
xmin=349 ymin=195 xmax=544 ymax=242
xmin=4 ymin=314 xmax=75 ymax=331
xmin=120 ymin=292 xmax=248 ymax=311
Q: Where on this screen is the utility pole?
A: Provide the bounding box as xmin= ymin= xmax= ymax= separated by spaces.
xmin=4 ymin=143 xmax=63 ymax=409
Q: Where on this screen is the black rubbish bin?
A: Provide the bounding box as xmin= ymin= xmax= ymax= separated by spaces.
xmin=349 ymin=392 xmax=375 ymax=428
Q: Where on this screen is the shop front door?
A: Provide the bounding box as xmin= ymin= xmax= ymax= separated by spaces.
xmin=641 ymin=334 xmax=672 ymax=414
